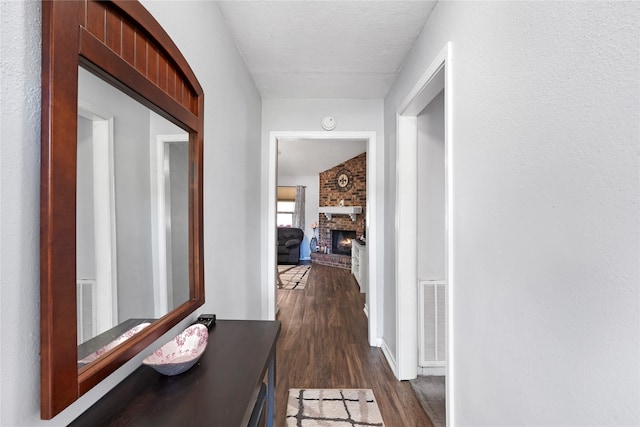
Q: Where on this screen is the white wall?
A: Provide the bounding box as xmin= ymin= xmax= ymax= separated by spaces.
xmin=0 ymin=1 xmax=262 ymax=425
xmin=148 ymin=112 xmax=190 ymax=311
xmin=166 ymin=141 xmax=190 ymax=309
xmin=277 ymin=176 xmax=319 ymax=260
xmin=385 ymin=2 xmax=639 ymax=425
xmin=417 ymin=90 xmax=445 ymax=281
xmin=76 ymin=117 xmax=96 ymax=281
xmin=383 ymin=122 xmax=398 ymax=357
xmin=142 ymin=1 xmax=264 ymax=321
xmin=262 ymin=99 xmax=383 ymax=135
xmin=79 ymin=67 xmax=158 ymax=322
xmin=1 ymin=2 xmax=44 ymax=424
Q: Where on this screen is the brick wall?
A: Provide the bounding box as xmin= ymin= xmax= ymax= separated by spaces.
xmin=310 ymin=252 xmax=352 ymax=270
xmin=316 ymin=152 xmax=366 ymax=250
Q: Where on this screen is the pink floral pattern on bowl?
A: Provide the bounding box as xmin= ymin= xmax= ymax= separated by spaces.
xmin=78 ymin=322 xmax=151 ymax=364
xmin=142 ymin=324 xmax=208 ymax=376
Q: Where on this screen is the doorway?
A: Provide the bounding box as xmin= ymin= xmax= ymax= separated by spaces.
xmin=265 ymin=131 xmax=381 ymax=347
xmin=77 ymin=101 xmax=118 ymax=341
xmin=396 ymin=43 xmax=453 ymax=423
xmin=150 ymin=133 xmax=189 ymax=317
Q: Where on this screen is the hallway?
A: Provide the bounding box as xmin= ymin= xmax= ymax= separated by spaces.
xmin=275 ymin=264 xmax=432 ymax=427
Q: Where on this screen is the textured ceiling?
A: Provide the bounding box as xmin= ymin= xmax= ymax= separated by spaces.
xmin=216 ymin=1 xmax=437 ymax=99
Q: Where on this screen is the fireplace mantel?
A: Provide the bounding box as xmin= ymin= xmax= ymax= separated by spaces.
xmin=318 ymin=206 xmax=363 ymax=222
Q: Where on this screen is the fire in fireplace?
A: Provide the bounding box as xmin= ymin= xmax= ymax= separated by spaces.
xmin=331 ymin=230 xmax=357 ymax=256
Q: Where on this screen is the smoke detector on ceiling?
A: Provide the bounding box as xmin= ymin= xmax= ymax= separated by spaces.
xmin=321 ymin=116 xmax=336 ymax=131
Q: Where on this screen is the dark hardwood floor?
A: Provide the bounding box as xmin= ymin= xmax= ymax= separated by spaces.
xmin=275 ymin=263 xmax=433 ymax=427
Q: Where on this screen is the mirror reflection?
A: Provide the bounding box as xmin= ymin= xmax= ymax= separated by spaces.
xmin=76 ymin=67 xmax=190 ymax=364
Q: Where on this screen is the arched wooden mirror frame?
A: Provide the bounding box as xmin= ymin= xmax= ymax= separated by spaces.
xmin=40 ymin=0 xmax=204 ymax=419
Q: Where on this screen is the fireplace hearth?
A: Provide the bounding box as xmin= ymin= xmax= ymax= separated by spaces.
xmin=331 ymin=230 xmax=357 ymax=256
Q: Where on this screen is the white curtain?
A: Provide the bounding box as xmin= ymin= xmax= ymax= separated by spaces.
xmin=292 ymin=185 xmax=305 ymax=230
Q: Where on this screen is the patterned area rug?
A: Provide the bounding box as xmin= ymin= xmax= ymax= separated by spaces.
xmin=287 ymin=388 xmax=385 ymax=427
xmin=278 ymin=264 xmax=311 ymax=290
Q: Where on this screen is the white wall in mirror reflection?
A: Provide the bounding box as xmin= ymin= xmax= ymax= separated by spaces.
xmin=77 ymin=67 xmax=190 ymax=346
xmin=150 ymin=131 xmax=190 ymax=316
xmin=77 ymin=104 xmax=117 ymax=343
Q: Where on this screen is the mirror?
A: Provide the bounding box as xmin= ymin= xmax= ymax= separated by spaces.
xmin=40 ymin=0 xmax=204 ymax=419
xmin=76 ymin=68 xmax=190 ymax=354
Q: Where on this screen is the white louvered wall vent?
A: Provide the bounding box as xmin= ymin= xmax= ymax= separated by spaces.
xmin=418 ymin=280 xmax=446 ymax=367
xmin=77 ymin=279 xmax=97 ymax=344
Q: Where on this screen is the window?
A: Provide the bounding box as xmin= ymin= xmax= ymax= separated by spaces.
xmin=277 ymin=186 xmax=296 ymax=227
xmin=277 ymin=201 xmax=295 ymax=227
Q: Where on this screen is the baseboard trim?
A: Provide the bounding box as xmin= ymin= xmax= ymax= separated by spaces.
xmin=380 ymin=338 xmax=397 ymax=377
xmin=418 ymin=366 xmax=447 ymax=376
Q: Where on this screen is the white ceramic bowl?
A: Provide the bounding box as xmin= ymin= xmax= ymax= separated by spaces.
xmin=78 ymin=322 xmax=151 ymax=364
xmin=142 ymin=324 xmax=208 ymax=376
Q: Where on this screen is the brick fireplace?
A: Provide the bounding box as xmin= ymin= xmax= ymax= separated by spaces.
xmin=312 ymin=152 xmax=366 ymax=269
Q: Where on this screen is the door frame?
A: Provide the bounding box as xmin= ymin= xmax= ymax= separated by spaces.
xmin=150 ymin=133 xmax=189 ymax=316
xmin=395 ymin=42 xmax=453 ymax=422
xmin=265 ymin=131 xmax=381 ymax=347
xmin=78 ymin=100 xmax=118 ymax=334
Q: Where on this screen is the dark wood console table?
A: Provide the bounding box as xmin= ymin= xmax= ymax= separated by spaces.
xmin=69 ymin=320 xmax=281 ymax=427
